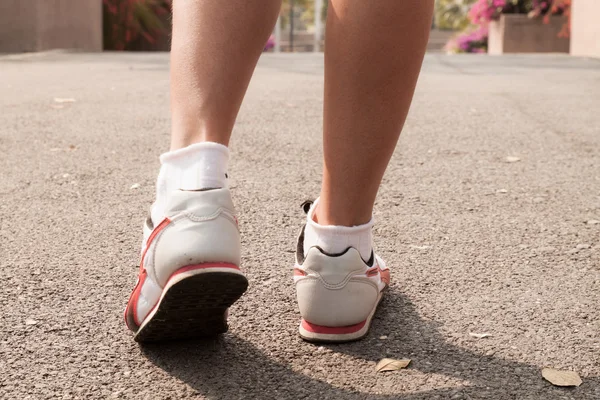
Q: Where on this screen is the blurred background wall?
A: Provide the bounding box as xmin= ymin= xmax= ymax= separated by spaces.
xmin=0 ymin=0 xmax=102 ymax=53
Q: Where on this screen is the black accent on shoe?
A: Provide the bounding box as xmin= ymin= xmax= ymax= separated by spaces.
xmin=145 ymin=215 xmax=154 ymax=231
xmin=365 ymin=250 xmax=375 ymax=267
xmin=180 ymin=188 xmax=222 ymax=192
xmin=296 ymin=224 xmax=307 ymax=264
xmin=313 ymin=246 xmax=352 ymax=258
xmin=301 ymin=200 xmax=313 ymax=214
xmin=312 ymin=247 xmax=373 ymax=265
xmin=296 ymin=199 xmax=375 ymax=266
xmin=297 ymin=238 xmax=374 ymax=266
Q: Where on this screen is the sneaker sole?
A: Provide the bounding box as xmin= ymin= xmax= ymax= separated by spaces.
xmin=134 ymin=264 xmax=248 ymax=343
xmin=298 ymin=291 xmax=383 ymax=343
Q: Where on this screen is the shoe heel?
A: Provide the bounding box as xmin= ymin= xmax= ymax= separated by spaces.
xmin=134 ymin=263 xmax=248 ymax=342
xmin=299 ymin=318 xmax=370 ymax=343
xmin=298 ymin=289 xmax=382 ymax=343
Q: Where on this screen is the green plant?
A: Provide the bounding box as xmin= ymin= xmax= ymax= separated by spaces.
xmin=103 ymin=0 xmax=172 ymax=50
xmin=280 ymin=0 xmax=328 ymax=30
xmin=435 ymin=0 xmax=477 ymax=30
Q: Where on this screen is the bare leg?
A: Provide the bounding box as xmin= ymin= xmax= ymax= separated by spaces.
xmin=169 ymin=0 xmax=281 ymax=150
xmin=316 ymin=0 xmax=434 ymax=226
xmin=127 ymin=0 xmax=282 ymax=341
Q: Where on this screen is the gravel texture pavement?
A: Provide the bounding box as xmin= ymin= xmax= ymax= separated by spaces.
xmin=1 ymin=52 xmax=599 ymax=399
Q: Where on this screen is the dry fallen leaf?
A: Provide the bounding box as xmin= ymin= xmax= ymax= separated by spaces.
xmin=25 ymin=319 xmax=38 ymax=326
xmin=505 ymin=156 xmax=521 ymax=163
xmin=409 ymin=245 xmax=431 ymax=250
xmin=542 ymin=368 xmax=582 ymax=387
xmin=54 ymin=97 xmax=76 ymax=103
xmin=375 ymin=358 xmax=411 ymax=372
xmin=469 ymin=332 xmax=491 ymax=339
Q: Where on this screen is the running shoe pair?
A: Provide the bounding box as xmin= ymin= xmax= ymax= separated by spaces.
xmin=125 ymin=188 xmax=389 ymax=343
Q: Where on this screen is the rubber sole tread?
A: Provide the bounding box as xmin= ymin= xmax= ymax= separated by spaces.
xmin=134 ymin=271 xmax=248 ymax=342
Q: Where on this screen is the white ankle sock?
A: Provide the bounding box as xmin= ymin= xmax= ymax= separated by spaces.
xmin=303 ymin=199 xmax=374 ymax=262
xmin=152 ymin=142 xmax=229 ymax=223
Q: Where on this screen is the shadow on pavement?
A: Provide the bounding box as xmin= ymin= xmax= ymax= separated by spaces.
xmin=141 ymin=290 xmax=598 ymax=399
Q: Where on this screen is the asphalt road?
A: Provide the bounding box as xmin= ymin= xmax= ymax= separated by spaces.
xmin=1 ymin=52 xmax=599 ymax=399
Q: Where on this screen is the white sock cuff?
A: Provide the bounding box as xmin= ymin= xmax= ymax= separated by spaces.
xmin=159 ymin=142 xmax=229 ymax=191
xmin=152 ymin=142 xmax=229 ymax=223
xmin=159 ymin=141 xmax=228 ymax=164
xmin=303 ymin=198 xmax=374 ymax=261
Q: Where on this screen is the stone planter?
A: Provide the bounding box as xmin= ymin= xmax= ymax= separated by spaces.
xmin=0 ymin=0 xmax=102 ymax=53
xmin=488 ymin=14 xmax=569 ymax=55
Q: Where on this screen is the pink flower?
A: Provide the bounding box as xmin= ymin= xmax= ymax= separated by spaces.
xmin=446 ymin=26 xmax=489 ymax=54
xmin=264 ymin=35 xmax=275 ymax=51
xmin=468 ymin=0 xmax=507 ymax=25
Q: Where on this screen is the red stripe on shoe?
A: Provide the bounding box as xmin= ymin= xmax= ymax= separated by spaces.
xmin=379 ymin=268 xmax=390 ymax=285
xmin=293 ymin=268 xmax=307 ymax=276
xmin=127 ymin=271 xmax=148 ymax=328
xmin=139 ymin=217 xmax=171 ymax=272
xmin=301 ymin=319 xmax=366 ymax=334
xmin=125 ymin=217 xmax=171 ymax=329
xmin=366 ymin=263 xmax=391 ymax=286
xmin=366 ymin=268 xmax=379 ymax=277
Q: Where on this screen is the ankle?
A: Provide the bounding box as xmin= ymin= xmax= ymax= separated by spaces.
xmin=170 ymin=134 xmax=230 ymax=152
xmin=170 ymin=116 xmax=232 ymax=151
xmin=313 ymin=199 xmax=372 ymax=227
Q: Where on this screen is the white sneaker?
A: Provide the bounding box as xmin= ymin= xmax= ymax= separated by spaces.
xmin=124 ymin=188 xmax=248 ymax=342
xmin=294 ymin=221 xmax=390 ymax=343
